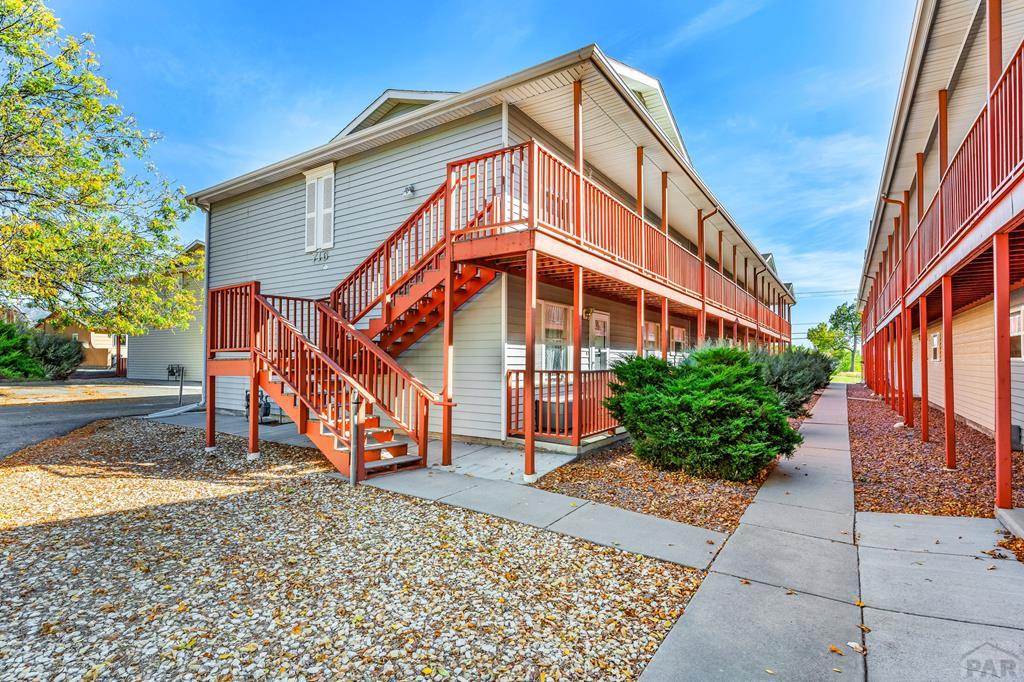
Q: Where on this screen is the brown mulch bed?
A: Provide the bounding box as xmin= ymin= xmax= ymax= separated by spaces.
xmin=533 ymin=444 xmax=773 ymax=534
xmin=848 ymin=383 xmax=1024 ymax=516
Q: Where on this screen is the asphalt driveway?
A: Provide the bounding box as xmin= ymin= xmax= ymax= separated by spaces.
xmin=0 ymin=381 xmax=201 ymax=459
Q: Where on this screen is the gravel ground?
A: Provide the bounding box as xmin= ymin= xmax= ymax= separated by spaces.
xmin=0 ymin=419 xmax=702 ymax=681
xmin=532 ymin=444 xmax=770 ymax=534
xmin=848 ymin=383 xmax=1024 ymax=515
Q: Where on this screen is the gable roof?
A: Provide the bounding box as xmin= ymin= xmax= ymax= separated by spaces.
xmin=605 ymin=57 xmax=690 ymax=164
xmin=333 ymin=90 xmax=458 ymax=140
xmin=188 ymin=44 xmax=793 ymax=302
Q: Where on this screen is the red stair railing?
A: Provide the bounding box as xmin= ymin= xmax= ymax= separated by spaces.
xmin=330 ymin=183 xmax=447 ymax=323
xmin=317 ymin=302 xmax=444 ymax=455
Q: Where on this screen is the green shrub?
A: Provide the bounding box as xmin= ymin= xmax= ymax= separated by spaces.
xmin=606 ymin=346 xmax=802 ymax=481
xmin=0 ymin=323 xmax=46 ymax=380
xmin=28 ymin=331 xmax=85 ymax=380
xmin=751 ymin=347 xmax=837 ymax=416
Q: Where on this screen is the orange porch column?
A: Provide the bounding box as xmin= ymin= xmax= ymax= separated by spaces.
xmin=919 ymin=297 xmax=929 ymax=442
xmin=942 ymin=275 xmax=956 ymax=469
xmin=524 ymin=249 xmax=538 ymax=481
xmin=993 ymin=233 xmax=1012 ymax=508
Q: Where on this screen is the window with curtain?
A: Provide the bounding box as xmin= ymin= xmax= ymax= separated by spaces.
xmin=540 ymin=302 xmax=571 ymax=370
xmin=643 ymin=321 xmax=661 ymax=355
xmin=590 ymin=312 xmax=610 ymax=370
xmin=1011 ymin=310 xmax=1023 ymax=359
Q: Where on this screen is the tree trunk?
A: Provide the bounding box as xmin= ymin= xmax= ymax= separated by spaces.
xmin=849 ymin=337 xmax=858 ymax=372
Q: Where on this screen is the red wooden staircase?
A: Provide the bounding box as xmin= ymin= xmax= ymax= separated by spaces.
xmin=207 ymin=167 xmax=499 ymax=481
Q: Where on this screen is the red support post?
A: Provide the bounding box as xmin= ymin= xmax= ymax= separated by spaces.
xmin=636 ymin=290 xmax=645 ymax=355
xmin=441 ymin=163 xmax=456 ymax=466
xmin=938 ymin=90 xmax=949 ymax=172
xmin=993 ymin=233 xmax=1012 ymax=508
xmin=661 ymin=297 xmax=669 ymax=359
xmin=919 ymin=297 xmax=929 ymax=442
xmin=571 ymin=266 xmax=583 ymax=446
xmin=697 ymin=209 xmax=707 ymax=346
xmin=942 ymin=275 xmax=956 ymax=469
xmin=524 ymin=249 xmax=538 ymax=481
xmin=205 ymin=375 xmax=217 ymax=451
xmin=987 ymin=0 xmax=1003 ymax=92
xmin=248 ymin=282 xmax=260 ymax=457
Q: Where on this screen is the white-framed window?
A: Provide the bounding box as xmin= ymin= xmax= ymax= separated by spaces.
xmin=589 ymin=311 xmax=610 ymax=370
xmin=1012 ymin=309 xmax=1024 ymax=360
xmin=71 ymin=332 xmax=80 ymax=343
xmin=537 ymin=301 xmax=572 ymax=370
xmin=930 ymin=333 xmax=940 ymax=361
xmin=670 ymin=325 xmax=688 ymax=354
xmin=303 ymin=164 xmax=335 ymax=252
xmin=643 ymin=320 xmax=661 ymax=356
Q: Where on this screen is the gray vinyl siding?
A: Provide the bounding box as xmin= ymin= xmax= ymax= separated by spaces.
xmin=127 ymin=279 xmax=205 ymax=382
xmin=207 ymin=107 xmax=504 ymax=423
xmin=910 ymin=288 xmax=1024 ymax=435
xmin=396 ymin=277 xmax=505 ymax=440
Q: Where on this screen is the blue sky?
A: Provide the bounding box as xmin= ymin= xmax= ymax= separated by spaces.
xmin=52 ymin=0 xmax=915 ymax=341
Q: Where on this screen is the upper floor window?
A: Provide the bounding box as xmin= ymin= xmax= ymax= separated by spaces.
xmin=304 ymin=164 xmax=335 ymax=252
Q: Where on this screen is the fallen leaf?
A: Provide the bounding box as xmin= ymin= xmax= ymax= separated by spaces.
xmin=853 ymin=600 xmax=864 ymax=607
xmin=829 ymin=645 xmax=845 ymax=656
xmin=847 ymin=642 xmax=865 ymax=654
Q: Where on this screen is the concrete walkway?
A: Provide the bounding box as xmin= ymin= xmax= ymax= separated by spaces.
xmin=641 ymin=384 xmax=864 ymax=681
xmin=641 ymin=384 xmax=1024 ymax=681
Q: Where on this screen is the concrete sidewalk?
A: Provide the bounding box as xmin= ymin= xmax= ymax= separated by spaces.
xmin=641 ymin=383 xmax=1024 ymax=681
xmin=366 ymin=467 xmax=726 ymax=569
xmin=641 ymin=383 xmax=865 ymax=681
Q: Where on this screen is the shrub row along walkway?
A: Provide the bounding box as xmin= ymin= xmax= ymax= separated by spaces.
xmin=641 ymin=384 xmax=1024 ymax=681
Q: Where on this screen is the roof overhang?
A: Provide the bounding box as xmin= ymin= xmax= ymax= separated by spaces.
xmin=187 ymin=44 xmax=793 ymax=303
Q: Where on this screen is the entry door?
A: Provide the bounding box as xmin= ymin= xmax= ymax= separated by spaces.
xmin=590 ymin=311 xmax=610 ymax=370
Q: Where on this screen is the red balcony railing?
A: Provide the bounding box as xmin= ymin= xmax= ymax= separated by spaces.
xmin=448 ymin=140 xmax=788 ymax=337
xmin=506 ymin=369 xmax=617 ymax=441
xmin=865 ymin=39 xmax=1024 ymax=332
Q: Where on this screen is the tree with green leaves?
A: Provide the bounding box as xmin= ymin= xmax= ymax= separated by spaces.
xmin=828 ymin=302 xmax=861 ymax=371
xmin=806 ymin=302 xmax=861 ymax=371
xmin=806 ymin=321 xmax=844 ymax=357
xmin=0 ymin=0 xmax=200 ymax=335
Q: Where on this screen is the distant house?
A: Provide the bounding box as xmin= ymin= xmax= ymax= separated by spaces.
xmin=36 ymin=315 xmax=120 ymax=369
xmin=0 ymin=306 xmax=26 ymax=325
xmin=126 ymin=240 xmax=205 ymax=383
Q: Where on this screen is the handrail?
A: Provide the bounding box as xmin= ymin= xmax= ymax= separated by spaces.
xmin=330 ymin=182 xmax=447 ymax=322
xmin=255 ymin=294 xmax=376 ymax=405
xmin=446 ymin=139 xmax=786 ymax=334
xmin=317 ymin=301 xmax=443 ymax=404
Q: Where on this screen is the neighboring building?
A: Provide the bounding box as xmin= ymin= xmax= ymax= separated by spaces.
xmin=0 ymin=306 xmax=26 ymax=325
xmin=126 ymin=241 xmax=205 ymax=383
xmin=36 ymin=315 xmax=119 ymax=369
xmin=858 ymin=0 xmax=1023 ymax=512
xmin=190 ymin=45 xmax=795 ymax=481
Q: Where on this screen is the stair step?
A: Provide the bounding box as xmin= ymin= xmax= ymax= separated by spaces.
xmin=365 ymin=439 xmax=406 ymax=452
xmin=364 ymin=454 xmax=422 ymax=472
